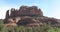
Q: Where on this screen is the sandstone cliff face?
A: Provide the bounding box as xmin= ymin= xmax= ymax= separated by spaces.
xmin=7 ymin=6 xmax=43 ymax=18
xmin=4 ymin=6 xmax=58 ymax=27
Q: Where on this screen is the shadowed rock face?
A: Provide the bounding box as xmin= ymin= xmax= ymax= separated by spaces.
xmin=6 ymin=10 xmax=9 ymax=18
xmin=4 ymin=6 xmax=58 ymax=27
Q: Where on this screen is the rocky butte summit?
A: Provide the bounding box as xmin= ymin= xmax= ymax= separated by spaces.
xmin=4 ymin=6 xmax=59 ymax=27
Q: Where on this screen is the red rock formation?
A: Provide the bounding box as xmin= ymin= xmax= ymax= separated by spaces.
xmin=4 ymin=6 xmax=58 ymax=27
xmin=6 ymin=10 xmax=9 ymax=18
xmin=9 ymin=6 xmax=43 ymax=17
xmin=38 ymin=9 xmax=43 ymax=16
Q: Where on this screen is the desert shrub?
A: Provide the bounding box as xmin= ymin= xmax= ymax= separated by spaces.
xmin=0 ymin=19 xmax=8 ymax=32
xmin=0 ymin=20 xmax=60 ymax=32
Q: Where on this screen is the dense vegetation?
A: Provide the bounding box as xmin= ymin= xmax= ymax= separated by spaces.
xmin=0 ymin=19 xmax=60 ymax=32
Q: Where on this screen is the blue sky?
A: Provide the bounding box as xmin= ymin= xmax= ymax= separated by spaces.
xmin=0 ymin=0 xmax=60 ymax=19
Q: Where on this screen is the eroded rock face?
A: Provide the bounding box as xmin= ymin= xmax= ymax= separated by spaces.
xmin=6 ymin=10 xmax=9 ymax=18
xmin=4 ymin=6 xmax=58 ymax=27
xmin=9 ymin=6 xmax=43 ymax=18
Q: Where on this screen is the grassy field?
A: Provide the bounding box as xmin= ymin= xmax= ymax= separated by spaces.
xmin=0 ymin=19 xmax=60 ymax=32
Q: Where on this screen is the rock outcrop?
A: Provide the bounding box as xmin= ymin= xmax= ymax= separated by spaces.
xmin=8 ymin=6 xmax=43 ymax=18
xmin=4 ymin=6 xmax=58 ymax=27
